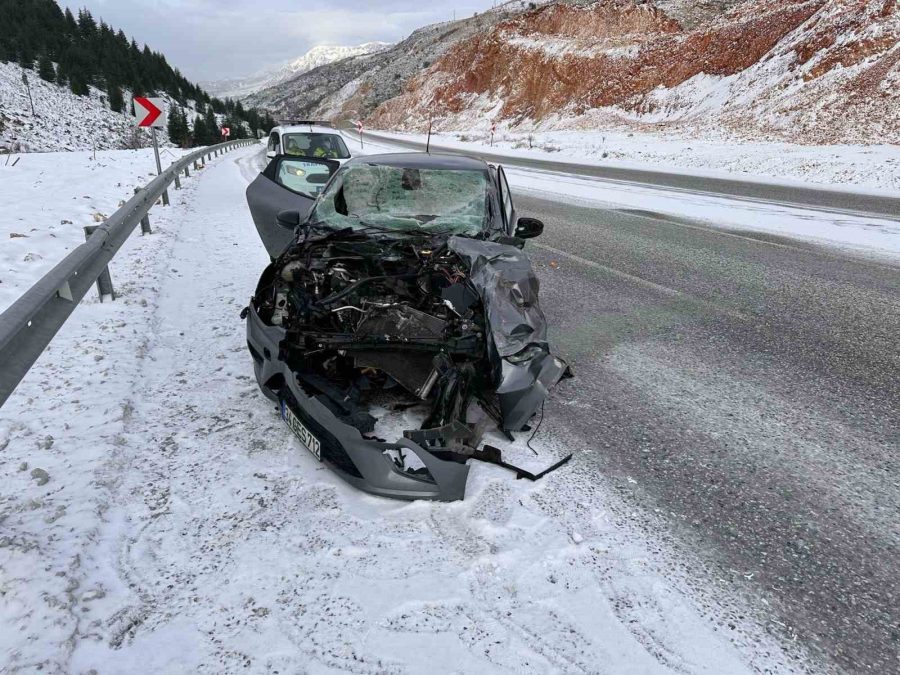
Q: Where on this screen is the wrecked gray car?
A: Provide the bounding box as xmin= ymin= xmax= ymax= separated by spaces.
xmin=244 ymin=152 xmax=570 ymax=501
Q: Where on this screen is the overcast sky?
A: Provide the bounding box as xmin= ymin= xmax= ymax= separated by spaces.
xmin=59 ymin=0 xmax=503 ymax=82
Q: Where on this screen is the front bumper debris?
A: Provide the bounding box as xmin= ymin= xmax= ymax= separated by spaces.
xmin=248 ymin=303 xmax=472 ymax=500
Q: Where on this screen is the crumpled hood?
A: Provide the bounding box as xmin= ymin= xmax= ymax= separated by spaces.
xmin=448 ymin=236 xmax=549 ymax=358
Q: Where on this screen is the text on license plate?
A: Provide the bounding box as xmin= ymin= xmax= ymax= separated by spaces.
xmin=281 ymin=401 xmax=321 ymax=461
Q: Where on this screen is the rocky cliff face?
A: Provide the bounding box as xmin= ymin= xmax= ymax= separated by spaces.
xmin=368 ymin=0 xmax=899 ymax=144
xmin=245 ymin=1 xmax=533 ymax=122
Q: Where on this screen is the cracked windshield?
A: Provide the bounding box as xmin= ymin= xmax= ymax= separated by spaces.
xmin=313 ymin=165 xmax=490 ymax=234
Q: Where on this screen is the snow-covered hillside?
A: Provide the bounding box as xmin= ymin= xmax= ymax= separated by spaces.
xmin=1 ymin=61 xmax=135 ymax=152
xmin=0 ymin=61 xmax=188 ymax=153
xmin=201 ymin=43 xmax=391 ymax=100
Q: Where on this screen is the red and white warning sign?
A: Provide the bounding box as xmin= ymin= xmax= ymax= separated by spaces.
xmin=133 ymin=97 xmax=165 ymax=128
xmin=356 ymin=120 xmax=363 ymax=133
xmin=491 ymin=121 xmax=496 ymax=134
xmin=221 ymin=127 xmax=231 ymax=138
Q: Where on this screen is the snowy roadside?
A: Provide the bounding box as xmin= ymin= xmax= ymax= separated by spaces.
xmin=368 ymin=129 xmax=900 ymax=193
xmin=0 ymin=145 xmax=805 ymax=673
xmin=350 ymin=132 xmax=900 ymax=262
xmin=0 ymin=146 xmax=194 ymax=314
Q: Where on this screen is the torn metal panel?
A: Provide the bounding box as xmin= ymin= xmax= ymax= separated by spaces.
xmin=448 ymin=236 xmax=549 ymax=357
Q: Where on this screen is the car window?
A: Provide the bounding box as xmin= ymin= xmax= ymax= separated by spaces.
xmin=311 ymin=164 xmax=490 ymax=235
xmin=282 ymin=133 xmax=350 ymax=160
xmin=275 ymin=159 xmax=334 ymax=198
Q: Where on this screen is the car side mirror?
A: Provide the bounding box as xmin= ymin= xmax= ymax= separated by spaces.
xmin=276 ymin=210 xmax=301 ymax=230
xmin=514 ymin=217 xmax=544 ymax=239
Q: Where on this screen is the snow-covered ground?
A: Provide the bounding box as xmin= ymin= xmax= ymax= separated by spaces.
xmin=372 ymin=128 xmax=900 ymax=193
xmin=356 ymin=132 xmax=900 ymax=261
xmin=0 ymin=144 xmax=805 ymax=673
xmin=0 ymin=146 xmax=194 ymax=314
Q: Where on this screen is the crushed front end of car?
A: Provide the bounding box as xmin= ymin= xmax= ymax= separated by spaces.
xmin=244 ymin=226 xmax=570 ymax=500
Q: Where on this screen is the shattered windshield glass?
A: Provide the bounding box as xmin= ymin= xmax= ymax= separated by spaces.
xmin=311 ymin=164 xmax=490 ymax=235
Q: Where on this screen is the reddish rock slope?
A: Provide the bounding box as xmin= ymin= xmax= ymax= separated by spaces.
xmin=369 ymin=0 xmax=900 ymax=144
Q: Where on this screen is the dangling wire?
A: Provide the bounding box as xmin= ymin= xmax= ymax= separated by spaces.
xmin=526 ymin=401 xmax=545 ymax=456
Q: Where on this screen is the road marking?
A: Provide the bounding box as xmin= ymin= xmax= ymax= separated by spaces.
xmin=532 ymin=242 xmax=752 ymax=322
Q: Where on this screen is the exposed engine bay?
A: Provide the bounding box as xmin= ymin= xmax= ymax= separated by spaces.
xmin=254 ymin=228 xmax=490 ymax=434
xmin=246 ymin=226 xmax=571 ymax=499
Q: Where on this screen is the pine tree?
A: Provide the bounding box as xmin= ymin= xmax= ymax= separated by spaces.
xmin=192 ymin=115 xmax=206 ymax=147
xmin=167 ymin=106 xmax=189 ymax=147
xmin=108 ymin=82 xmax=124 ymax=113
xmin=17 ymin=45 xmax=33 ymax=70
xmin=55 ymin=60 xmax=68 ymax=86
xmin=37 ymin=54 xmax=55 ymax=82
xmin=69 ymin=69 xmax=89 ymax=96
xmin=204 ymin=106 xmax=218 ymax=144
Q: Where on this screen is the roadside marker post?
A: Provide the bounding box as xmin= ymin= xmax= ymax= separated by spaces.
xmin=490 ymin=121 xmax=496 ymax=147
xmin=356 ymin=120 xmax=364 ymax=149
xmin=426 ymin=120 xmax=433 ymax=153
xmin=134 ymin=97 xmax=169 ymax=205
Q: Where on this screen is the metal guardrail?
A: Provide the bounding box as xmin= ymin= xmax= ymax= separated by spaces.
xmin=0 ymin=139 xmax=257 ymax=409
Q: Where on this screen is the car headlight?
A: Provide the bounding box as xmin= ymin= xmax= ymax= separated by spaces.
xmin=506 ymin=345 xmax=545 ymax=364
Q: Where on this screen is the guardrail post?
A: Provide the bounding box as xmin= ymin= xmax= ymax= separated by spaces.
xmin=133 ymin=188 xmax=153 ymax=234
xmin=83 ymin=226 xmax=115 ymax=301
xmin=174 ymin=173 xmax=181 ymax=189
xmin=162 ymin=188 xmax=170 ymax=206
xmin=185 ymin=165 xmax=190 ymax=177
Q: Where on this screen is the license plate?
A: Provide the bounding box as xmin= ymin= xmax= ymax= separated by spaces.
xmin=281 ymin=401 xmax=321 ymax=461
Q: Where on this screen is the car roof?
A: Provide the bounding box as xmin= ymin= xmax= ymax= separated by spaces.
xmin=274 ymin=125 xmax=340 ymax=135
xmin=345 ymin=152 xmax=489 ymax=171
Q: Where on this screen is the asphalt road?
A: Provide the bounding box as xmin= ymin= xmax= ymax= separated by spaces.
xmin=354 ymin=130 xmax=900 ymax=220
xmin=522 ymin=194 xmax=900 ymax=672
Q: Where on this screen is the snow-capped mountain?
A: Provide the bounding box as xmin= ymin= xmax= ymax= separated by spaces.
xmin=202 ymin=43 xmax=391 ymax=100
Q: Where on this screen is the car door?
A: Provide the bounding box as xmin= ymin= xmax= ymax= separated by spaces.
xmin=246 ymin=155 xmax=340 ymax=258
xmin=497 ymin=166 xmax=517 ymax=234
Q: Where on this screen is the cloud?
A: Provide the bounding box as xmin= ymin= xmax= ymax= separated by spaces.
xmin=59 ymin=0 xmax=501 ymax=82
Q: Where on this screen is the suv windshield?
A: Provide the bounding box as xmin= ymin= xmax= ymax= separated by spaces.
xmin=282 ymin=133 xmax=350 ymax=160
xmin=311 ymin=164 xmax=490 ymax=235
